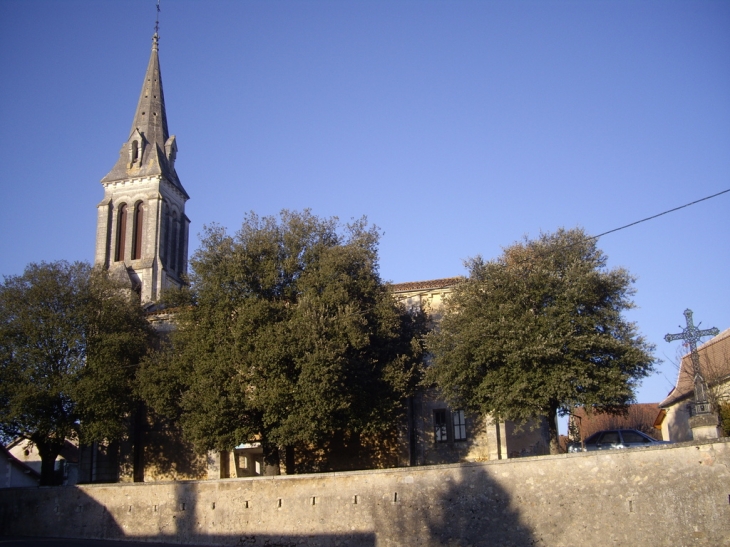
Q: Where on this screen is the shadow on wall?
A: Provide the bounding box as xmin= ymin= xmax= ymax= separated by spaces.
xmin=141 ymin=414 xmax=208 ymax=481
xmin=0 ymin=463 xmax=535 ymax=546
xmin=666 ymin=406 xmax=693 ymax=443
xmin=0 ymin=486 xmax=124 ymax=540
xmin=372 ymin=465 xmax=535 ymax=547
xmin=152 ymin=467 xmax=534 ymax=546
xmin=152 ymin=464 xmax=533 ymax=546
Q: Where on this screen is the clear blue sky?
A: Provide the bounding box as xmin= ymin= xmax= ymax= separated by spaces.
xmin=1 ymin=0 xmax=728 ymax=413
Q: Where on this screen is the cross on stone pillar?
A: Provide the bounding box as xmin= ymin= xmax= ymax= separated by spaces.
xmin=665 ymin=309 xmax=719 ymax=416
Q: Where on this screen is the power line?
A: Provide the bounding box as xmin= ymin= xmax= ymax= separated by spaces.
xmin=588 ymin=187 xmax=729 ymax=242
xmin=499 ymin=187 xmax=729 ymax=269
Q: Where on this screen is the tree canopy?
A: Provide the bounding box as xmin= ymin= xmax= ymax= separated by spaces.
xmin=425 ymin=228 xmax=657 ymax=454
xmin=138 ymin=210 xmax=427 ymax=473
xmin=0 ymin=261 xmax=153 ymax=484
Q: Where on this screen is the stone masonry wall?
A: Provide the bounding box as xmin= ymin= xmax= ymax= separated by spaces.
xmin=1 ymin=439 xmax=728 ymax=547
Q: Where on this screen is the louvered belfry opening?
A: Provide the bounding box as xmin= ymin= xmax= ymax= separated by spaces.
xmin=115 ymin=204 xmax=128 ymax=262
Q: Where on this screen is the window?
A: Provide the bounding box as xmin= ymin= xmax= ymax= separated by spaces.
xmin=131 ymin=140 xmax=139 ymax=163
xmin=170 ymin=212 xmax=178 ymax=273
xmin=132 ymin=202 xmax=144 ymax=260
xmin=598 ymin=431 xmax=620 ymax=444
xmin=434 ymin=409 xmax=448 ymax=443
xmin=115 ymin=204 xmax=127 ymax=262
xmin=161 ymin=208 xmax=169 ymax=265
xmin=176 ymin=219 xmax=185 ymax=274
xmin=453 ymin=409 xmax=467 ymax=441
xmin=620 ymin=430 xmax=651 ymax=444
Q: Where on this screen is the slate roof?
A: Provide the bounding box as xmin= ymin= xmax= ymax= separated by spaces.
xmin=390 ymin=277 xmax=463 ymax=293
xmin=659 ymin=327 xmax=730 ymax=408
xmin=101 ymin=34 xmax=188 ymax=198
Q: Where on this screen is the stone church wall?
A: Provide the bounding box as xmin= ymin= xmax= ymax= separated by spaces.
xmin=2 ymin=438 xmax=727 ymax=546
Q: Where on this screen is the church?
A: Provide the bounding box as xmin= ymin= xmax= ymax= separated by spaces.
xmin=82 ymin=32 xmax=549 ymax=483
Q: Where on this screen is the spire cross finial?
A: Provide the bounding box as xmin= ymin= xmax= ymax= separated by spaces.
xmin=665 ymin=309 xmax=719 ymax=412
xmin=152 ymin=1 xmax=160 ymax=50
xmin=155 ymin=0 xmax=161 ymax=35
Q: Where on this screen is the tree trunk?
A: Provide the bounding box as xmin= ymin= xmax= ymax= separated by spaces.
xmin=132 ymin=403 xmax=146 ymax=482
xmin=262 ymin=442 xmax=280 ymax=476
xmin=547 ymin=405 xmax=560 ymax=455
xmin=36 ymin=440 xmax=63 ymax=486
xmin=284 ymin=445 xmax=295 ymax=475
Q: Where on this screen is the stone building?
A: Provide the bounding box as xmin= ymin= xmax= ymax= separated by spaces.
xmin=81 ymin=32 xmax=548 ymax=484
xmin=392 ymin=279 xmax=550 ymax=466
xmin=1 ymin=445 xmax=40 ymax=488
xmin=5 ymin=439 xmax=78 ymax=486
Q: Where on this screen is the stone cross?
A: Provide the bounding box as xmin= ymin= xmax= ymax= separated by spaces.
xmin=665 ymin=309 xmax=719 ymax=414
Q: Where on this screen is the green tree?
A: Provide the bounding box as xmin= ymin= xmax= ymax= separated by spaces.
xmin=426 ymin=228 xmax=656 ymax=454
xmin=138 ymin=211 xmax=426 ymax=474
xmin=0 ymin=261 xmax=153 ymax=485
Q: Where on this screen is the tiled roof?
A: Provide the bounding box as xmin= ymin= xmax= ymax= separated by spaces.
xmin=659 ymin=327 xmax=730 ymax=408
xmin=390 ymin=277 xmax=463 ymax=293
xmin=571 ymin=403 xmax=663 ymax=439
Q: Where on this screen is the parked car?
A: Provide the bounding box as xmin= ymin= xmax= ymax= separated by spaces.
xmin=568 ymin=429 xmax=672 ymax=453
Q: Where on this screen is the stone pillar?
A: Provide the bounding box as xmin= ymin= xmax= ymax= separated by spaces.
xmin=689 ymin=413 xmax=721 ymax=440
xmin=486 ymin=415 xmax=508 ymax=460
xmin=95 ymin=197 xmax=113 ymax=267
xmin=207 ymin=450 xmax=223 ymax=479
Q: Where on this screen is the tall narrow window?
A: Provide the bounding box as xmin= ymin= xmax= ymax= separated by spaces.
xmin=131 ymin=140 xmax=139 ymax=163
xmin=115 ymin=204 xmax=127 ymax=262
xmin=132 ymin=202 xmax=144 ymax=260
xmin=176 ymin=220 xmax=185 ymax=274
xmin=161 ymin=208 xmax=169 ymax=266
xmin=453 ymin=409 xmax=467 ymax=441
xmin=434 ymin=409 xmax=448 ymax=443
xmin=170 ymin=212 xmax=178 ymax=274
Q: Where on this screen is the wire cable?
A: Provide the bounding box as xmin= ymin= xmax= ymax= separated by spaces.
xmin=587 ymin=187 xmax=729 ymax=242
xmin=496 ymin=187 xmax=730 ymax=269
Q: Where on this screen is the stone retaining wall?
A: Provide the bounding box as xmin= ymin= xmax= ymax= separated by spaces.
xmin=1 ymin=439 xmax=729 ymax=546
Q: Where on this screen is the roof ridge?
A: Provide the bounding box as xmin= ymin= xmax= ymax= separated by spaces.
xmin=390 ymin=277 xmax=463 ymax=291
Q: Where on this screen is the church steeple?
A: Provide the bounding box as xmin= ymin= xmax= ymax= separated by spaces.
xmin=95 ymin=32 xmax=190 ymax=305
xmin=101 ymin=34 xmax=187 ymax=197
xmin=130 ymin=33 xmax=169 ymax=149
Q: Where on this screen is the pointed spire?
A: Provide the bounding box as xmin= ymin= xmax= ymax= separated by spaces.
xmin=101 ymin=33 xmax=187 ymax=198
xmin=128 ymin=32 xmax=169 ymax=151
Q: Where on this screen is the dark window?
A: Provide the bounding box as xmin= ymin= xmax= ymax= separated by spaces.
xmin=621 ymin=430 xmax=652 ymax=444
xmin=170 ymin=212 xmax=178 ymax=274
xmin=584 ymin=432 xmax=602 ymax=444
xmin=434 ymin=409 xmax=448 ymax=443
xmin=453 ymin=409 xmax=467 ymax=441
xmin=161 ymin=208 xmax=169 ymax=265
xmin=131 ymin=140 xmax=139 ymax=163
xmin=115 ymin=204 xmax=127 ymax=262
xmin=132 ymin=202 xmax=144 ymax=260
xmin=598 ymin=431 xmax=620 ymax=444
xmin=176 ymin=219 xmax=185 ymax=274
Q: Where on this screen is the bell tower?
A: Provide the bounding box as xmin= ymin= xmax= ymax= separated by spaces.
xmin=95 ymin=32 xmax=189 ymax=305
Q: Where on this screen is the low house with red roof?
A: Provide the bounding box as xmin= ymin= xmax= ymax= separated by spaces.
xmin=568 ymin=403 xmax=664 ymax=443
